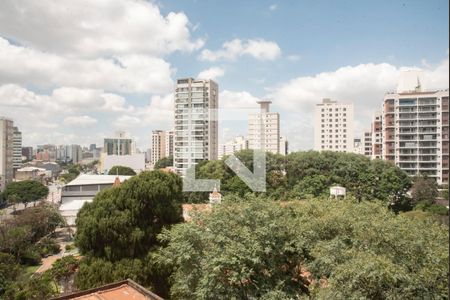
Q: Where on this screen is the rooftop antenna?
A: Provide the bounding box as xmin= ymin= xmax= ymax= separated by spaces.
xmin=415 ymin=76 xmax=422 ymax=92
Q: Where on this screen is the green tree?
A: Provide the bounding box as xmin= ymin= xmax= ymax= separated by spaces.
xmin=154 ymin=156 xmax=173 ymax=169
xmin=156 ymin=197 xmax=448 ymax=299
xmin=411 ymin=175 xmax=439 ymax=206
xmin=107 ymin=165 xmax=136 ymax=176
xmin=156 ymin=198 xmax=310 ymax=299
xmin=4 ymin=181 xmax=49 ymax=208
xmin=75 ymin=170 xmax=183 ymax=261
xmin=2 ymin=273 xmax=56 ymax=300
xmin=48 ymin=255 xmax=79 ymax=294
xmin=0 ymin=253 xmax=21 ymax=294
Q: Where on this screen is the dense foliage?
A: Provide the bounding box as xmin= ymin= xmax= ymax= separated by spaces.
xmin=156 ymin=197 xmax=449 ymax=299
xmin=75 ymin=170 xmax=183 ymax=261
xmin=411 ymin=175 xmax=439 ymax=206
xmin=191 ymin=150 xmax=412 ymax=205
xmin=74 ymin=170 xmax=183 ymax=297
xmin=3 ymin=180 xmax=49 ymax=207
xmin=0 ymin=204 xmax=64 ymax=298
xmin=154 ymin=155 xmax=173 ymax=169
xmin=107 ymin=165 xmax=136 ymax=176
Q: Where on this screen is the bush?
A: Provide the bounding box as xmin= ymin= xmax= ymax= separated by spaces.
xmin=65 ymin=244 xmax=75 ymax=251
xmin=20 ymin=248 xmax=42 ymax=266
xmin=38 ymin=238 xmax=61 ymax=257
xmin=426 ymin=204 xmax=449 ymax=216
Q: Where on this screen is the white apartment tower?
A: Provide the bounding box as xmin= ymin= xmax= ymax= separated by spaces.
xmin=248 ymin=101 xmax=280 ymax=154
xmin=174 ymin=78 xmax=218 ymax=175
xmin=218 ymin=136 xmax=249 ymax=159
xmin=0 ymin=117 xmax=14 ymax=192
xmin=382 ymin=88 xmax=449 ymax=185
xmin=314 ymin=99 xmax=354 ymax=152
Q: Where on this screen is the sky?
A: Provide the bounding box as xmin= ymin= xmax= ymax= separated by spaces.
xmin=0 ymin=0 xmax=448 ymax=151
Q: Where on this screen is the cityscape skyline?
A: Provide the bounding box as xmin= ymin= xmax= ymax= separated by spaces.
xmin=0 ymin=0 xmax=449 ymax=151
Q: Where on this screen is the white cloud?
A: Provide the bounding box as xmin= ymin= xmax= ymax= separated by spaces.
xmin=0 ymin=0 xmax=204 ymax=57
xmin=0 ymin=38 xmax=174 ymax=93
xmin=269 ymin=4 xmax=278 ymax=11
xmin=199 ymin=38 xmax=281 ymax=61
xmin=198 ymin=67 xmax=225 ymax=80
xmin=63 ymin=115 xmax=98 ymax=127
xmin=220 ymin=90 xmax=261 ymax=108
xmin=0 ymin=84 xmax=170 ymax=146
xmin=268 ymin=54 xmax=449 ymax=150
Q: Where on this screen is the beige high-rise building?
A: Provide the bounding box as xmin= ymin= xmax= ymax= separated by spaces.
xmin=382 ymin=88 xmax=449 ymax=185
xmin=314 ymin=99 xmax=354 ymax=152
xmin=248 ymin=101 xmax=280 ymax=154
xmin=151 ymin=130 xmax=174 ymax=165
xmin=174 ymin=78 xmax=218 ymax=175
xmin=0 ymin=117 xmax=14 ymax=192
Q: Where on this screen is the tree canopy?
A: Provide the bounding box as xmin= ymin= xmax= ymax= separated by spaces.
xmin=3 ymin=180 xmax=49 ymax=206
xmin=189 ymin=150 xmax=412 ymax=205
xmin=75 ymin=170 xmax=183 ymax=261
xmin=411 ymin=175 xmax=439 ymax=206
xmin=154 ymin=156 xmax=173 ymax=169
xmin=156 ymin=197 xmax=449 ymax=299
xmin=107 ymin=165 xmax=136 ymax=176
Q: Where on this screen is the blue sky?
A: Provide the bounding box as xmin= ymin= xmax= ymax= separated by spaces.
xmin=165 ymin=0 xmax=448 ymax=94
xmin=0 ymin=0 xmax=448 ymax=150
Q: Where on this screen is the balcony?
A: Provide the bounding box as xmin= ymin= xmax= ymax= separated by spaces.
xmin=418 ymin=113 xmax=437 ymax=120
xmin=398 ymin=113 xmax=417 ymax=120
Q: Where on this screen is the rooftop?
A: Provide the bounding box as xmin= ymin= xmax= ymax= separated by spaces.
xmin=51 ymin=279 xmax=164 ymax=300
xmin=65 ymin=174 xmax=132 ymax=186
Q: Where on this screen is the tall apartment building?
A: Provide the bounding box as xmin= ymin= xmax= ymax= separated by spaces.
xmin=371 ymin=113 xmax=382 ymax=159
xmin=218 ymin=136 xmax=249 ymax=159
xmin=248 ymin=101 xmax=280 ymax=154
xmin=104 ymin=131 xmax=134 ymax=156
xmin=152 ymin=130 xmax=175 ymax=164
xmin=280 ymin=136 xmax=289 ymax=155
xmin=165 ymin=130 xmax=174 ymax=158
xmin=12 ymin=126 xmax=22 ymax=171
xmin=57 ymin=144 xmax=83 ymax=164
xmin=0 ymin=117 xmax=14 ymax=192
xmin=314 ymin=99 xmax=354 ymax=152
xmin=174 ymin=78 xmax=219 ymax=175
xmin=382 ymin=88 xmax=449 ymax=184
xmin=363 ymin=131 xmax=372 ymax=157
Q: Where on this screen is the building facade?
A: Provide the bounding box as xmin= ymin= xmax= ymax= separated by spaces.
xmin=218 ymin=136 xmax=249 ymax=159
xmin=0 ymin=117 xmax=14 ymax=192
xmin=314 ymin=98 xmax=354 ymax=152
xmin=57 ymin=144 xmax=83 ymax=164
xmin=104 ymin=131 xmax=134 ymax=156
xmin=371 ymin=113 xmax=382 ymax=159
xmin=174 ymin=78 xmax=219 ymax=175
xmin=363 ymin=131 xmax=372 ymax=157
xmin=151 ymin=130 xmax=174 ymax=165
xmin=248 ymin=101 xmax=280 ymax=154
xmin=12 ymin=126 xmax=22 ymax=171
xmin=382 ymin=89 xmax=449 ymax=184
xmin=22 ymin=146 xmax=33 ymax=161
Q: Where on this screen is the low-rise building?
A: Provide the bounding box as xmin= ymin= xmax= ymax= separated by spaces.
xmin=60 ymin=174 xmax=132 ymax=226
